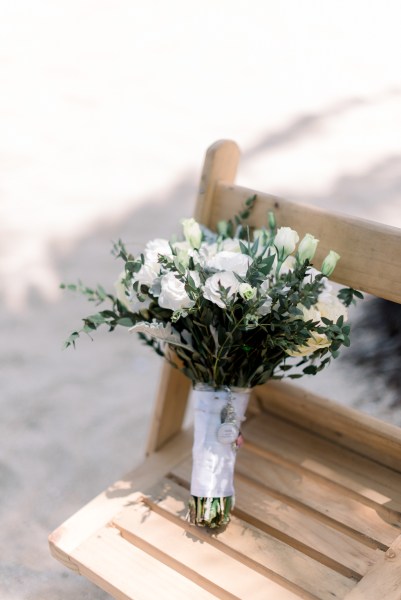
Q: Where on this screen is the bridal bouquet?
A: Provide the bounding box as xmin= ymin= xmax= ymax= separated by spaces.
xmin=64 ymin=196 xmax=362 ymax=527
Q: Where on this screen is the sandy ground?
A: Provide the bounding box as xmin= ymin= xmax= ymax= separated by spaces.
xmin=1 ymin=2 xmax=401 ymax=598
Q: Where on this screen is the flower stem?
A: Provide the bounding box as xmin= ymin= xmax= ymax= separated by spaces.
xmin=188 ymin=495 xmax=232 ymax=528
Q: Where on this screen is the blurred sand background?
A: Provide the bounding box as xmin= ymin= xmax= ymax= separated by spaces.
xmin=1 ymin=1 xmax=401 ymax=598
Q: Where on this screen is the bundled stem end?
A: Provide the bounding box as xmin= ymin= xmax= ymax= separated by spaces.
xmin=188 ymin=495 xmax=233 ymax=528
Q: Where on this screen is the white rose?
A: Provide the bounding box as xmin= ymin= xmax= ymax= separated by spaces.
xmin=207 ymin=251 xmax=252 ymax=277
xmin=274 ymin=227 xmax=299 ymax=259
xmin=158 ymin=272 xmax=194 ymax=312
xmin=196 ymin=242 xmax=217 ymax=268
xmin=298 ymin=304 xmax=321 ymax=323
xmin=239 ymin=283 xmax=257 ymax=301
xmin=181 ymin=218 xmax=202 ymax=249
xmin=144 ymin=238 xmax=172 ymax=263
xmin=133 ymin=238 xmax=172 ymax=288
xmin=286 ymin=331 xmax=331 ymax=357
xmin=280 ymin=254 xmax=296 ymax=275
xmin=134 ymin=262 xmax=160 ymax=287
xmin=286 ymin=296 xmax=345 ymax=357
xmin=203 ymin=271 xmax=240 ymax=308
xmin=285 ymin=304 xmax=328 ymax=357
xmin=172 ymin=240 xmax=193 ymax=268
xmin=317 ymin=290 xmax=348 ymax=323
xmin=221 ymin=238 xmax=241 ymax=252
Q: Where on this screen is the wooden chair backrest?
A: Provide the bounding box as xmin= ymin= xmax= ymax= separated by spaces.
xmin=146 ymin=140 xmax=401 ymax=461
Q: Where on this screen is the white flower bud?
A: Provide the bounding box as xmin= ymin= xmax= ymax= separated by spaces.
xmin=181 ymin=218 xmax=202 ymax=249
xmin=297 ymin=233 xmax=319 ymax=263
xmin=321 ymin=250 xmax=340 ymax=277
xmin=274 ymin=227 xmax=299 ymax=259
xmin=268 ymin=211 xmax=276 ymax=230
xmin=217 ymin=220 xmax=228 ymax=236
xmin=239 ymin=283 xmax=256 ymax=301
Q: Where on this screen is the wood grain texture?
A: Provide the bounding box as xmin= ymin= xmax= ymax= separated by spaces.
xmin=135 ymin=477 xmax=356 ymax=600
xmin=194 ymin=139 xmax=240 ymax=226
xmin=49 ymin=429 xmax=192 ymax=561
xmin=71 ymin=526 xmax=218 ymax=600
xmin=114 ymin=500 xmax=303 ymax=600
xmin=255 ymin=381 xmax=401 ymax=472
xmin=211 ymin=182 xmax=401 ymax=303
xmin=146 ymin=363 xmax=191 ymax=454
xmin=170 ymin=456 xmax=381 ymax=578
xmin=244 ymin=415 xmax=401 ymax=515
xmin=343 ymin=535 xmax=401 ymax=600
xmin=236 ymin=449 xmax=400 ymax=547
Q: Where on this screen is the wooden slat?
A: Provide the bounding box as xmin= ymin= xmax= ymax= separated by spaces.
xmin=211 ymin=181 xmax=401 ymax=304
xmin=194 ymin=139 xmax=240 ymax=226
xmin=343 ymin=535 xmax=401 ymax=600
xmin=137 ymin=477 xmax=357 ymax=600
xmin=70 ymin=526 xmax=218 ymax=600
xmin=49 ymin=428 xmax=192 ymax=563
xmin=114 ymin=499 xmax=303 ymax=600
xmin=170 ymin=457 xmax=381 ymax=577
xmin=255 ymin=381 xmax=401 ymax=472
xmin=145 ymin=364 xmax=191 ymax=454
xmin=236 ymin=449 xmax=399 ymax=547
xmin=244 ymin=413 xmax=401 ymax=513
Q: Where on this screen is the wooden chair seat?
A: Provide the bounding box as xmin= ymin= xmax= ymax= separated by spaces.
xmin=49 ymin=141 xmax=401 ymax=599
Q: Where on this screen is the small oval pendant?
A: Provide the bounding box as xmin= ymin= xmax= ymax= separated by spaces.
xmin=217 ymin=422 xmax=239 ymax=445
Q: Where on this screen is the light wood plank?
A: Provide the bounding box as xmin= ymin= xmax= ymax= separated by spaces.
xmin=138 ymin=477 xmax=357 ymax=600
xmin=145 ymin=364 xmax=191 ymax=454
xmin=194 ymin=139 xmax=241 ymax=226
xmin=244 ymin=413 xmax=401 ymax=513
xmin=343 ymin=535 xmax=401 ymax=600
xmin=236 ymin=449 xmax=400 ymax=547
xmin=170 ymin=457 xmax=381 ymax=577
xmin=211 ymin=181 xmax=401 ymax=303
xmin=71 ymin=525 xmax=218 ymax=600
xmin=255 ymin=381 xmax=401 ymax=472
xmin=114 ymin=500 xmax=303 ymax=600
xmin=49 ymin=429 xmax=192 ymax=562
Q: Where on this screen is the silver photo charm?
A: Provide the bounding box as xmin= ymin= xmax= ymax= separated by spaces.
xmin=217 ymin=389 xmax=239 ymax=445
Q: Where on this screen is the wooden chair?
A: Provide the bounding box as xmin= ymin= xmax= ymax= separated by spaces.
xmin=49 ymin=140 xmax=401 ymax=599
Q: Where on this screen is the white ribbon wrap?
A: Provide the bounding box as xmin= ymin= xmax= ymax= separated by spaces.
xmin=190 ymin=387 xmax=250 ymax=498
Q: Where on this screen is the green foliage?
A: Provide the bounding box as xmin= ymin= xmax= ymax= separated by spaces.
xmin=62 ymin=199 xmax=363 ymax=388
xmin=337 ymin=287 xmax=364 ymax=307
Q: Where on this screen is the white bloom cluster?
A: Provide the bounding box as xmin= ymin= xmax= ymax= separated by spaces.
xmin=116 ymin=218 xmax=343 ymax=320
xmin=286 ymin=287 xmax=348 ymax=357
xmin=69 ymin=203 xmax=359 ymax=396
xmin=113 ymin=215 xmax=348 ymax=364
